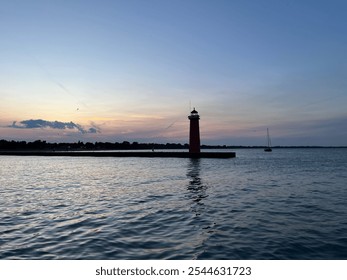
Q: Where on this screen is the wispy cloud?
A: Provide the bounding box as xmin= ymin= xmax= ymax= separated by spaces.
xmin=9 ymin=119 xmax=100 ymax=134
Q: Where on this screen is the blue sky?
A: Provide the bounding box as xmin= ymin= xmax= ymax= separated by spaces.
xmin=1 ymin=0 xmax=346 ymax=146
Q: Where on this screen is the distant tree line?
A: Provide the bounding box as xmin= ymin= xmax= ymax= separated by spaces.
xmin=0 ymin=140 xmax=239 ymax=151
xmin=0 ymin=140 xmax=182 ymax=150
xmin=1 ymin=139 xmax=344 ymax=150
xmin=0 ymin=139 xmax=234 ymax=151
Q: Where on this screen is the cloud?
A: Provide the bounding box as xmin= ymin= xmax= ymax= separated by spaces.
xmin=9 ymin=119 xmax=100 ymax=134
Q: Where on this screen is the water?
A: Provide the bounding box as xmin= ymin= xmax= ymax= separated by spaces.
xmin=1 ymin=148 xmax=347 ymax=259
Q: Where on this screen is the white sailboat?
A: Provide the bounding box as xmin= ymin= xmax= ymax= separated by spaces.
xmin=264 ymin=128 xmax=272 ymax=152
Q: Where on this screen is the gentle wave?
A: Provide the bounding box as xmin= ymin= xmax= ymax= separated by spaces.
xmin=1 ymin=149 xmax=347 ymax=259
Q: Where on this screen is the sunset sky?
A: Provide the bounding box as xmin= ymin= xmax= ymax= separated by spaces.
xmin=1 ymin=0 xmax=346 ymax=146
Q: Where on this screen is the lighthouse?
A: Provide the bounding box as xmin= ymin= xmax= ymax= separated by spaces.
xmin=188 ymin=108 xmax=201 ymax=153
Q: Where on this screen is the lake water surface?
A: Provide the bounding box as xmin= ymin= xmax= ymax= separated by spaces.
xmin=1 ymin=148 xmax=347 ymax=259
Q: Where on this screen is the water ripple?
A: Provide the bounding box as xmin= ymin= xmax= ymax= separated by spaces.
xmin=1 ymin=149 xmax=347 ymax=259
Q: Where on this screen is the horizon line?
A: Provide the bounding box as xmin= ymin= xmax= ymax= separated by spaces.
xmin=0 ymin=139 xmax=346 ymax=149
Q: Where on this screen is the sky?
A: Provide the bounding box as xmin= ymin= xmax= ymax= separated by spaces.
xmin=1 ymin=0 xmax=346 ymax=146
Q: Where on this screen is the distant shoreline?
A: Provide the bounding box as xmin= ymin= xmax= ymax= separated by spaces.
xmin=0 ymin=139 xmax=346 ymax=151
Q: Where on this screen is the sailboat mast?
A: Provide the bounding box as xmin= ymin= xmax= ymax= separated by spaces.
xmin=267 ymin=128 xmax=272 ymax=147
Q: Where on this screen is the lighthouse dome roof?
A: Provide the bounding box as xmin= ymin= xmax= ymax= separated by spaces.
xmin=191 ymin=108 xmax=198 ymax=114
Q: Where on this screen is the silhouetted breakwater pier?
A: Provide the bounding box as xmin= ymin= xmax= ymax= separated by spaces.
xmin=0 ymin=151 xmax=236 ymax=158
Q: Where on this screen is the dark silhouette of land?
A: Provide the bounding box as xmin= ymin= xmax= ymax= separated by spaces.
xmin=0 ymin=139 xmax=211 ymax=151
xmin=0 ymin=139 xmax=346 ymax=151
xmin=0 ymin=140 xmax=237 ymax=158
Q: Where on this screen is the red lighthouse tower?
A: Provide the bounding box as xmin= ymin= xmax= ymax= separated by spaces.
xmin=188 ymin=108 xmax=201 ymax=153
